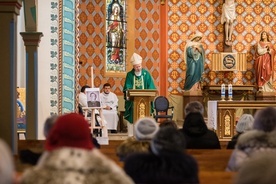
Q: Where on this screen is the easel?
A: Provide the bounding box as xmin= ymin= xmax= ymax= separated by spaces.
xmin=82 ymin=67 xmax=108 ymax=144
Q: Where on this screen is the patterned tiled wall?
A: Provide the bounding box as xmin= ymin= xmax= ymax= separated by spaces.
xmin=77 ymin=0 xmax=276 ymax=97
xmin=78 ymin=0 xmax=106 ymax=90
xmin=134 ymin=0 xmax=160 ymax=89
xmin=168 ymin=0 xmax=276 ymax=95
xmin=77 ymin=0 xmax=160 ymax=95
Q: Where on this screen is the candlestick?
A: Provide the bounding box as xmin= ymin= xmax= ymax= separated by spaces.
xmin=91 ymin=66 xmax=94 ymax=88
xmin=228 ymin=84 xmax=233 ymax=101
xmin=221 ymin=84 xmax=225 ymax=101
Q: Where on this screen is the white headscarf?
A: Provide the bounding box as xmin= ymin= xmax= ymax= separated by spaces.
xmin=184 ymin=31 xmax=203 ymax=64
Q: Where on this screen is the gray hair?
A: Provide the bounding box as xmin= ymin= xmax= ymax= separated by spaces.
xmin=43 ymin=115 xmax=58 ymax=138
xmin=184 ymin=101 xmax=204 ymax=116
xmin=236 ymin=114 xmax=254 ymax=133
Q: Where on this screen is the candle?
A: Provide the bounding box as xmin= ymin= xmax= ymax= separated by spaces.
xmin=91 ymin=66 xmax=94 ymax=88
xmin=228 ymin=84 xmax=233 ymax=98
xmin=221 ymin=84 xmax=225 ymax=97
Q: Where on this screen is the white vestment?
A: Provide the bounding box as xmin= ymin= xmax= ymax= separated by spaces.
xmin=99 ymin=92 xmax=119 ymax=130
xmin=78 ymin=92 xmax=88 ymax=107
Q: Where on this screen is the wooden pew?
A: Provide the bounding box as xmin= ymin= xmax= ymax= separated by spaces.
xmin=100 ymin=140 xmax=124 ymax=167
xmin=18 ymin=140 xmax=46 ymax=153
xmin=187 ymin=149 xmax=233 ymax=171
xmin=199 ymin=171 xmax=236 ymax=184
xmin=16 ymin=140 xmax=124 ymax=169
xmin=17 ymin=140 xmax=233 ymax=172
xmin=16 ymin=140 xmax=236 ymax=184
xmin=100 ymin=141 xmax=234 ymax=172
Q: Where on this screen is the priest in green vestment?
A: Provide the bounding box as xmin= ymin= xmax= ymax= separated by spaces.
xmin=123 ymin=53 xmax=156 ymax=126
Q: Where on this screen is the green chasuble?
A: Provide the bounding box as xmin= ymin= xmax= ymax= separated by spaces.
xmin=123 ymin=68 xmax=156 ymax=123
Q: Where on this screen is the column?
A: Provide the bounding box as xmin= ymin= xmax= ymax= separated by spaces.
xmin=20 ymin=32 xmax=43 ymax=139
xmin=0 ymin=0 xmax=22 ymax=153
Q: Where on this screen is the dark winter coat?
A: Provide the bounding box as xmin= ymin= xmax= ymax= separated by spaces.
xmin=181 ymin=112 xmax=221 ymax=149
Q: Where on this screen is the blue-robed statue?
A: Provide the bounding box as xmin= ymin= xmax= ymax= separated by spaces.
xmin=183 ymin=32 xmax=205 ymax=91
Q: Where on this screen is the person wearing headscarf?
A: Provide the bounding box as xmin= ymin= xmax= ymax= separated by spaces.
xmin=227 ymin=107 xmax=276 ymax=171
xmin=226 ymin=114 xmax=254 ymax=149
xmin=183 ymin=32 xmax=205 ymax=91
xmin=180 ymin=112 xmax=221 ymax=149
xmin=123 ymin=53 xmax=156 ymax=135
xmin=124 ymin=126 xmax=199 ymax=184
xmin=20 ymin=113 xmax=133 ymax=184
xmin=116 ymin=117 xmax=159 ymax=161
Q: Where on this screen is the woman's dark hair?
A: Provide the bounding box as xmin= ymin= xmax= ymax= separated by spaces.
xmin=81 ymin=85 xmax=90 ymax=93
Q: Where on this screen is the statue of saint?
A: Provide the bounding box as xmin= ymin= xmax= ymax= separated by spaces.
xmin=221 ymin=0 xmax=236 ymax=46
xmin=183 ymin=32 xmax=205 ymax=91
xmin=254 ymin=31 xmax=275 ymax=92
xmin=107 ymin=3 xmax=124 ymax=64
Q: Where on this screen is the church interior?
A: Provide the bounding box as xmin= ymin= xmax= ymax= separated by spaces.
xmin=2 ymin=0 xmax=276 ymax=182
xmin=1 ymin=1 xmax=276 ymax=181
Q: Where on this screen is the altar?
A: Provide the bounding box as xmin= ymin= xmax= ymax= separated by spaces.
xmin=203 ymin=85 xmax=255 ymax=114
xmin=182 ymin=85 xmax=256 ymax=118
xmin=208 ymin=100 xmax=276 ymax=141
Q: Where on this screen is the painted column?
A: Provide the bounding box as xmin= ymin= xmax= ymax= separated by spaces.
xmin=20 ymin=32 xmax=43 ymax=139
xmin=160 ymin=0 xmax=168 ymax=96
xmin=0 ymin=0 xmax=22 ymax=153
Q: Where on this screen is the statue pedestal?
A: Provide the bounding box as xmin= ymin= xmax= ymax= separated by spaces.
xmin=182 ymin=90 xmax=203 ymax=118
xmin=256 ymin=92 xmax=276 ymax=101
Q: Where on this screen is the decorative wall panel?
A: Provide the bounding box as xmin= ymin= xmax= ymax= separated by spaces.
xmin=61 ymin=0 xmax=75 ymax=113
xmin=50 ymin=0 xmax=59 ymax=115
xmin=77 ymin=0 xmax=160 ymax=95
xmin=168 ymin=0 xmax=276 ymax=95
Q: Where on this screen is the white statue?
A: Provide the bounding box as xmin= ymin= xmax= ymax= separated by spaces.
xmin=221 ymin=0 xmax=236 ymax=46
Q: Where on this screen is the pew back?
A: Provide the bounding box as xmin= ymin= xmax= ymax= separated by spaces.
xmin=187 ymin=149 xmax=233 ymax=171
xmin=16 ymin=140 xmax=236 ymax=184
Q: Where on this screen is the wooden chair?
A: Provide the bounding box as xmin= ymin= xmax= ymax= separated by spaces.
xmin=153 ymin=96 xmax=174 ymax=122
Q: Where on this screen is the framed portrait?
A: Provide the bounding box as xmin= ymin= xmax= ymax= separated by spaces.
xmin=85 ymin=88 xmax=101 ymax=107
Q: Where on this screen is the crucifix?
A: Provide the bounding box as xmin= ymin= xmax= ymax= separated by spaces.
xmin=221 ymin=0 xmax=236 ymax=52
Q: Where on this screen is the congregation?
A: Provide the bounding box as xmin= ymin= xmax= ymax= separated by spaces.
xmin=3 ymin=1 xmax=276 ymax=183
xmin=3 ymin=101 xmax=276 ymax=183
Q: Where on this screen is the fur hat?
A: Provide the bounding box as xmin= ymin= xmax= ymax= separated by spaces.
xmin=235 ymin=152 xmax=276 ymax=184
xmin=134 ymin=117 xmax=159 ymax=141
xmin=151 ymin=126 xmax=186 ymax=155
xmin=45 ymin=113 xmax=93 ymax=151
xmin=236 ymin=114 xmax=254 ymax=133
xmin=131 ymin=53 xmax=142 ymax=65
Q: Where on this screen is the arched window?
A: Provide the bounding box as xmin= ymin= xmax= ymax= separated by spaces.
xmin=106 ymin=0 xmax=127 ymax=73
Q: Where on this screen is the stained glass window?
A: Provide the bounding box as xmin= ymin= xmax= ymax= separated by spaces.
xmin=106 ymin=0 xmax=127 ymax=72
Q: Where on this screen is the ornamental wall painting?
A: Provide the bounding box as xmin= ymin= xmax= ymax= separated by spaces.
xmin=106 ymin=0 xmax=127 ymax=73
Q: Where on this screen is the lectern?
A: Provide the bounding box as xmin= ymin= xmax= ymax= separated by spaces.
xmin=126 ymin=89 xmax=157 ymax=122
